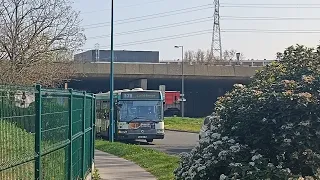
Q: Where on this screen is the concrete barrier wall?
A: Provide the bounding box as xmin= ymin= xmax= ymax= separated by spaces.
xmin=75 ymin=63 xmax=263 ymax=79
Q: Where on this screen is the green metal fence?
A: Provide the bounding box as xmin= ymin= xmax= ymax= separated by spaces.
xmin=0 ymin=84 xmax=96 ymax=180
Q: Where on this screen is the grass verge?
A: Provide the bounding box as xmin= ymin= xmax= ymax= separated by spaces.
xmin=0 ymin=120 xmax=66 ymax=179
xmin=95 ymin=140 xmax=180 ymax=180
xmin=164 ymin=117 xmax=204 ymax=133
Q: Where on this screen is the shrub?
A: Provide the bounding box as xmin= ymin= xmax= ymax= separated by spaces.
xmin=174 ymin=45 xmax=320 ymax=180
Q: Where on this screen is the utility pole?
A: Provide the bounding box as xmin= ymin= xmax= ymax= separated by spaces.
xmin=109 ymin=0 xmax=114 ymax=142
xmin=210 ymin=0 xmax=222 ymax=61
xmin=174 ymin=45 xmax=185 ymax=118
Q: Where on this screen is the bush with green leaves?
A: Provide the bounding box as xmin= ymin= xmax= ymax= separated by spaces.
xmin=174 ymin=44 xmax=320 ymax=180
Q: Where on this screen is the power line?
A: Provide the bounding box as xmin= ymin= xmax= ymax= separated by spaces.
xmin=222 ymin=29 xmax=320 ymax=33
xmin=221 ymin=3 xmax=320 ymax=6
xmin=221 ymin=16 xmax=320 ymax=21
xmin=87 ymin=17 xmax=212 ymax=39
xmin=92 ymin=29 xmax=212 ymax=48
xmin=82 ymin=4 xmax=213 ymax=28
xmin=221 ymin=5 xmax=320 ymax=8
xmin=81 ymin=0 xmax=167 ymax=14
xmin=85 ymin=28 xmax=320 ymax=50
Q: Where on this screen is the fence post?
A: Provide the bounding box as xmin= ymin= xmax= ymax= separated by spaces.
xmin=1 ymin=91 xmax=4 ymax=118
xmin=68 ymin=89 xmax=73 ymax=180
xmin=82 ymin=92 xmax=86 ymax=178
xmin=91 ymin=95 xmax=95 ymax=177
xmin=35 ymin=84 xmax=42 ymax=180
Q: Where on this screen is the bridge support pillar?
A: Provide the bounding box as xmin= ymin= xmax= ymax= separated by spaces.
xmin=129 ymin=79 xmax=148 ymax=90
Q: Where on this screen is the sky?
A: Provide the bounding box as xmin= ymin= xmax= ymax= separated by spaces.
xmin=72 ymin=0 xmax=320 ymax=61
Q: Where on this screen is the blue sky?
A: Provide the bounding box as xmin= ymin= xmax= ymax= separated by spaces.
xmin=72 ymin=0 xmax=320 ymax=60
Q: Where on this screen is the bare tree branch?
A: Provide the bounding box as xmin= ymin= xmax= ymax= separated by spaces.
xmin=0 ymin=0 xmax=85 ymax=87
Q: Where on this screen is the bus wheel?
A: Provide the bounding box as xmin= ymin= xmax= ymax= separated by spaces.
xmin=146 ymin=139 xmax=153 ymax=143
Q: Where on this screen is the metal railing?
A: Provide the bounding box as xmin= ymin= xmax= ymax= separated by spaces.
xmin=90 ymin=59 xmax=275 ymax=67
xmin=0 ymin=84 xmax=96 ymax=180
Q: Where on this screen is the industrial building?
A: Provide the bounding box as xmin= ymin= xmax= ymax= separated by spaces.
xmin=74 ymin=49 xmax=160 ymax=63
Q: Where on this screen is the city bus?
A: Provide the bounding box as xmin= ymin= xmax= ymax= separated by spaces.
xmin=95 ymin=88 xmax=165 ymax=143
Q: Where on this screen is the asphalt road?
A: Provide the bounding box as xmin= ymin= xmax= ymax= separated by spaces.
xmin=138 ymin=130 xmax=199 ymax=156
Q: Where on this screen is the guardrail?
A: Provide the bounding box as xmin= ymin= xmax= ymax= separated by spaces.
xmin=0 ymin=85 xmax=96 ymax=180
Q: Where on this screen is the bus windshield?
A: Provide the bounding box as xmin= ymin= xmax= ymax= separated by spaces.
xmin=119 ymin=100 xmax=162 ymax=122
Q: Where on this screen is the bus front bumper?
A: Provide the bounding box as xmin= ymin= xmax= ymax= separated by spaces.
xmin=117 ymin=133 xmax=164 ymax=140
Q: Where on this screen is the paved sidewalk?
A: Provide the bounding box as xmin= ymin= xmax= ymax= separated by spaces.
xmin=94 ymin=150 xmax=156 ymax=180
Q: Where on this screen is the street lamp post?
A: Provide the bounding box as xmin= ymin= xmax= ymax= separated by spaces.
xmin=174 ymin=45 xmax=185 ymax=118
xmin=109 ymin=0 xmax=115 ymax=142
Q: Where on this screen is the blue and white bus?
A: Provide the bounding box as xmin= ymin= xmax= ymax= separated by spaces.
xmin=95 ymin=88 xmax=165 ymax=143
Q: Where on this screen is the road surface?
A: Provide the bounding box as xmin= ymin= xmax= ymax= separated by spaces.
xmin=138 ymin=130 xmax=199 ymax=156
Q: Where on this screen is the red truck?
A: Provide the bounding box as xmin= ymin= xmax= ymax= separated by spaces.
xmin=163 ymin=91 xmax=181 ymax=117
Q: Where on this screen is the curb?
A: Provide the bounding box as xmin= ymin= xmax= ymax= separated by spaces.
xmin=165 ymin=129 xmax=199 ymax=134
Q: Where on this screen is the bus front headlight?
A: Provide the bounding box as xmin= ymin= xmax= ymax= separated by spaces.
xmin=157 ymin=129 xmax=164 ymax=134
xmin=118 ymin=130 xmax=128 ymax=134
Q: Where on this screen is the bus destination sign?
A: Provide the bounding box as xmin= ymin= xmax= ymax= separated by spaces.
xmin=121 ymin=92 xmax=160 ymax=100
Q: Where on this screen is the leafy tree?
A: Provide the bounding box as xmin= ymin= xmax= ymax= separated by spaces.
xmin=0 ymin=0 xmax=85 ymax=87
xmin=175 ymin=44 xmax=320 ymax=180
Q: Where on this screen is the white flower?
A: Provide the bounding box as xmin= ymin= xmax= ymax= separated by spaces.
xmin=218 ymin=150 xmax=228 ymax=158
xmin=213 ymin=141 xmax=223 ymax=146
xmin=284 ymin=139 xmax=292 ymax=143
xmin=230 ymin=163 xmax=242 ymax=167
xmin=281 ymin=123 xmax=294 ymax=130
xmin=197 ymin=165 xmax=206 ymax=172
xmin=234 ymin=84 xmax=244 ymax=89
xmin=220 ymin=174 xmax=227 ymax=180
xmin=212 ymin=133 xmax=221 ymax=139
xmin=211 ymin=125 xmax=218 ymax=130
xmin=249 ymin=162 xmax=255 ymax=166
xmin=268 ymin=163 xmax=274 ymax=168
xmin=247 ymin=171 xmax=253 ymax=175
xmin=230 ymin=145 xmax=241 ymax=153
xmin=285 ymin=168 xmax=291 ymax=174
xmin=251 ymin=150 xmax=257 ymax=154
xmin=262 ymin=118 xmax=267 ymax=122
xmin=251 ymin=154 xmax=262 ymax=161
xmin=299 ymin=121 xmax=310 ymax=126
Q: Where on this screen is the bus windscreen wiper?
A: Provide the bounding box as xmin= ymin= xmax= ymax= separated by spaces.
xmin=128 ymin=116 xmax=145 ymax=123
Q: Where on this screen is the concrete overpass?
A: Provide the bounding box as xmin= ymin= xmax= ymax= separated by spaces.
xmin=74 ymin=60 xmax=273 ymax=80
xmin=69 ymin=60 xmax=272 ymax=117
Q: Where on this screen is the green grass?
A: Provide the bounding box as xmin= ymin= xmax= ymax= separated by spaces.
xmin=0 ymin=120 xmax=67 ymax=179
xmin=164 ymin=117 xmax=204 ymax=133
xmin=0 ymin=121 xmax=35 ymax=179
xmin=95 ymin=140 xmax=180 ymax=180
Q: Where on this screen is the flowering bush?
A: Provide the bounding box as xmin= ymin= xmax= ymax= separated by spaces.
xmin=174 ymin=45 xmax=320 ymax=180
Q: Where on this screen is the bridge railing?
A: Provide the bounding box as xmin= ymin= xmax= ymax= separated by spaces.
xmin=0 ymin=84 xmax=95 ymax=180
xmin=90 ymin=59 xmax=275 ymax=67
xmin=160 ymin=60 xmax=274 ymax=67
